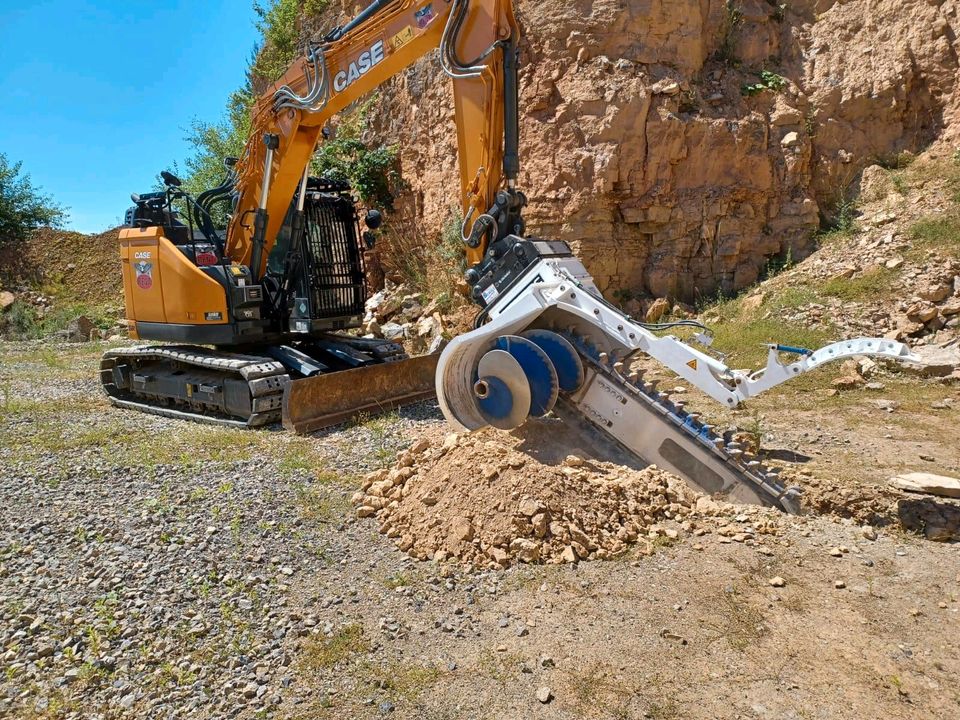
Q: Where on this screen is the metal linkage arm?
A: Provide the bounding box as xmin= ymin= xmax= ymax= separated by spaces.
xmin=529 ymin=265 xmax=920 ymax=410
xmin=734 ymin=339 xmax=919 ymax=401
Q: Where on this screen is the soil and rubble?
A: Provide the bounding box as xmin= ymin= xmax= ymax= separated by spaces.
xmin=352 ymin=423 xmax=710 ymax=568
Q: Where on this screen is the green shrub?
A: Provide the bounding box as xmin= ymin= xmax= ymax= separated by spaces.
xmin=311 ymin=97 xmax=402 ymax=210
xmin=0 ymin=300 xmax=116 ymax=340
xmin=253 ymin=0 xmax=302 ymax=82
xmin=0 ymin=153 xmax=67 ymax=244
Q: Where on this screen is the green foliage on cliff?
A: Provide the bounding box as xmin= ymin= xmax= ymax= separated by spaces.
xmin=0 ymin=153 xmax=67 ymax=244
xmin=311 ymin=98 xmax=402 ymax=209
xmin=253 ymin=0 xmax=330 ymax=82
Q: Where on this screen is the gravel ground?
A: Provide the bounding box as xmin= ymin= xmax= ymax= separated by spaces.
xmin=0 ymin=342 xmax=445 ymax=718
xmin=2 ymin=341 xmax=959 ymax=720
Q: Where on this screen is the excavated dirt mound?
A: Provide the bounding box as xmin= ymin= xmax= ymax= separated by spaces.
xmin=352 ymin=419 xmax=709 ymax=569
xmin=0 ymin=227 xmax=123 ymax=305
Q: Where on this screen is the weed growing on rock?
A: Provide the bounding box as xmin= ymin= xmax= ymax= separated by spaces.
xmin=715 ymin=1 xmax=744 ymax=65
xmin=742 ymin=70 xmax=788 ymax=96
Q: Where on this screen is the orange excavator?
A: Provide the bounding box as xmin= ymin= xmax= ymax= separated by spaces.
xmin=103 ymin=0 xmax=919 ymax=512
xmin=102 ymin=0 xmax=521 ymax=429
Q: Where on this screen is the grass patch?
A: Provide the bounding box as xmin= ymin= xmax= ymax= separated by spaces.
xmin=907 ymin=215 xmax=960 ymax=259
xmin=702 ymin=585 xmax=768 ymax=651
xmin=697 ymin=282 xmax=836 ymax=367
xmin=366 ymin=661 xmax=441 ymax=702
xmin=820 ymin=265 xmax=896 ymax=302
xmin=295 ymin=483 xmax=349 ymax=524
xmin=382 ymin=572 xmax=412 ymax=589
xmin=278 ymin=439 xmax=328 ymax=474
xmin=563 ymin=662 xmax=640 ymax=719
xmin=301 ymin=624 xmax=369 ymax=670
xmin=708 ymin=315 xmax=834 ymax=367
xmin=0 ymin=299 xmax=118 ymax=340
xmin=1 ymin=406 xmax=279 ymax=472
xmin=477 ymin=649 xmax=526 ymax=685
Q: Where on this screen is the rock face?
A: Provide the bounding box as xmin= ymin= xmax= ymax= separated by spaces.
xmin=320 ymin=0 xmax=959 ymax=302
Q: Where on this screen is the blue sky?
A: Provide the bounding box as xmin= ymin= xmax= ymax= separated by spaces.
xmin=0 ymin=1 xmax=260 ymax=233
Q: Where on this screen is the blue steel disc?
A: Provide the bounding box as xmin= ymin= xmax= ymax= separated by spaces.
xmin=494 ymin=335 xmax=559 ymax=417
xmin=475 ymin=349 xmax=531 ymax=430
xmin=521 ymin=329 xmax=584 ymax=393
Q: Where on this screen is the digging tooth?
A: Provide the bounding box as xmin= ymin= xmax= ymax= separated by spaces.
xmin=726 ymin=441 xmax=743 ymax=451
xmin=613 ymin=361 xmax=625 ymax=373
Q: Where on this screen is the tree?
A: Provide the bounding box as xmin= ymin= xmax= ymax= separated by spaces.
xmin=176 ymin=87 xmax=255 ymax=226
xmin=311 ymin=96 xmax=402 ymax=210
xmin=0 ymin=153 xmax=67 ymax=242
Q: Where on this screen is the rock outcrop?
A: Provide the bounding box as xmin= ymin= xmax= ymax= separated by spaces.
xmin=315 ymin=0 xmax=960 ymax=302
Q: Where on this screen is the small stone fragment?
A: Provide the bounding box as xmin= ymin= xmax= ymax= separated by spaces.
xmin=768 ymin=576 xmax=786 ymax=587
xmin=536 ymin=686 xmax=553 ymax=704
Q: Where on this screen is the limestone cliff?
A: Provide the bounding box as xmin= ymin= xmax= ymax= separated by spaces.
xmin=310 ymin=0 xmax=960 ymax=302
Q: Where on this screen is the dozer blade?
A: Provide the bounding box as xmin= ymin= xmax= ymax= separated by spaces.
xmin=282 ymin=353 xmax=440 ymax=434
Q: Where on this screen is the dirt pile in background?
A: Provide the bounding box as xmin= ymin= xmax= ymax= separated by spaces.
xmin=353 ymin=420 xmax=725 ymax=569
xmin=0 ymin=227 xmax=124 ymax=305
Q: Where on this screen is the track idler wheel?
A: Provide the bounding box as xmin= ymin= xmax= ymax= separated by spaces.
xmin=470 ymin=331 xmax=584 ymax=431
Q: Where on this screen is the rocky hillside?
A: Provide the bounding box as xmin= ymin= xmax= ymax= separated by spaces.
xmin=313 ymin=0 xmax=960 ymax=303
xmin=0 ymin=227 xmax=125 ymax=340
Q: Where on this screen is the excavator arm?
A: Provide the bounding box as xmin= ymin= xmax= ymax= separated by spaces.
xmin=226 ymin=0 xmax=522 ymax=279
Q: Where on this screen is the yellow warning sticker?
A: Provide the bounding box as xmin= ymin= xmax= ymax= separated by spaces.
xmin=391 ymin=25 xmax=415 ymax=51
xmin=686 ymin=359 xmax=698 ymax=371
